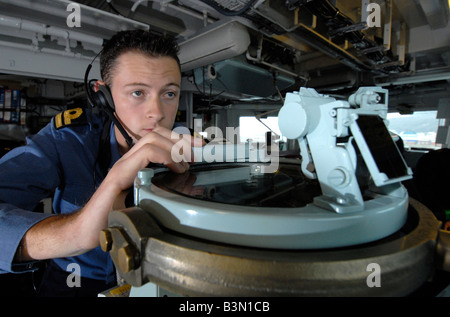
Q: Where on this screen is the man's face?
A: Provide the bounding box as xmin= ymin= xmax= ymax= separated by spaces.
xmin=109 ymin=51 xmax=181 ymax=147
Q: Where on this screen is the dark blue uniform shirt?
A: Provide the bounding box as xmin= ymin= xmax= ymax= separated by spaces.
xmin=0 ymin=108 xmax=119 ymax=285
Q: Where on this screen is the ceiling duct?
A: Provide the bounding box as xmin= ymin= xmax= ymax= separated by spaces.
xmin=178 ymin=21 xmax=251 ymax=71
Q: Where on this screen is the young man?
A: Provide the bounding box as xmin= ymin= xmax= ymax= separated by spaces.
xmin=0 ymin=30 xmax=196 ymax=296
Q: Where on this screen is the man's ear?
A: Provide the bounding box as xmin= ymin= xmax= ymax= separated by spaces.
xmin=94 ymin=80 xmax=106 ymax=92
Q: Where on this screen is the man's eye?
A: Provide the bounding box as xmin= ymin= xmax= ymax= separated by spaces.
xmin=165 ymin=91 xmax=177 ymax=98
xmin=132 ymin=91 xmax=143 ymax=97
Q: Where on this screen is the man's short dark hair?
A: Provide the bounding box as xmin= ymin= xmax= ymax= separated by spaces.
xmin=100 ymin=30 xmax=180 ymax=86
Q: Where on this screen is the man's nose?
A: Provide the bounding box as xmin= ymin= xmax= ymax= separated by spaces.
xmin=145 ymin=95 xmax=164 ymax=121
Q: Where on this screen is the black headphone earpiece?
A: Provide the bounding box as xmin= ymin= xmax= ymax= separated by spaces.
xmin=94 ymin=84 xmax=115 ymax=112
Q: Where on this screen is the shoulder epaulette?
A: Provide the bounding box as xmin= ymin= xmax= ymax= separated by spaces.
xmin=54 ymin=107 xmax=88 ymax=130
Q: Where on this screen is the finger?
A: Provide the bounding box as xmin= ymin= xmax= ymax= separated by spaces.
xmin=122 ymin=131 xmax=176 ymax=161
xmin=152 ymin=127 xmax=199 ymax=163
xmin=135 ymin=142 xmax=188 ymax=173
xmin=115 ymin=143 xmax=187 ymax=184
xmin=154 ymin=126 xmax=205 ymax=148
xmin=123 ymin=127 xmax=201 ymax=165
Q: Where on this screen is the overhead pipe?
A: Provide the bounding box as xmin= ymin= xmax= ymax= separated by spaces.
xmin=0 ymin=14 xmax=104 ymax=47
xmin=0 ymin=39 xmax=98 ymax=83
xmin=131 ymin=0 xmax=166 ymax=12
xmin=129 ymin=0 xmax=215 ymax=24
xmin=1 ymin=0 xmax=148 ymax=32
xmin=0 ymin=39 xmax=94 ymax=61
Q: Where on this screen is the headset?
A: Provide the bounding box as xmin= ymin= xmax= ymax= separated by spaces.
xmin=84 ymin=53 xmax=134 ymax=148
